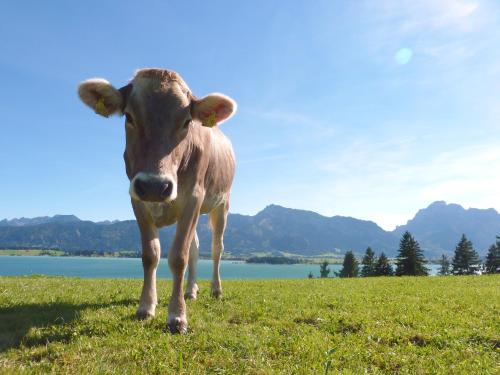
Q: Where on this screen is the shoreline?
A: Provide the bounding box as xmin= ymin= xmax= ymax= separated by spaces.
xmin=0 ymin=252 xmax=442 ymax=265
xmin=0 ymin=253 xmax=346 ymax=265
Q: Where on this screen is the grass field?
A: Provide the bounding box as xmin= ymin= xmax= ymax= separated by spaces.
xmin=0 ymin=276 xmax=498 ymax=374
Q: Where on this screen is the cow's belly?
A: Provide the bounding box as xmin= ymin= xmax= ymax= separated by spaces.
xmin=200 ymin=193 xmax=226 ymax=215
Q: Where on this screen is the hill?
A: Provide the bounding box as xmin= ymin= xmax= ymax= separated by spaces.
xmin=0 ymin=214 xmax=80 ymax=227
xmin=0 ymin=201 xmax=498 ymax=257
xmin=209 ymin=205 xmax=395 ymax=256
xmin=394 ymin=201 xmax=500 ymax=256
xmin=0 ymin=205 xmax=395 ymax=257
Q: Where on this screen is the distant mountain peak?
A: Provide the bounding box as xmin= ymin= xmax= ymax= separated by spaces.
xmin=0 ymin=214 xmax=81 ymax=227
xmin=394 ymin=201 xmax=500 ymax=255
xmin=260 ymin=204 xmax=286 ymax=211
xmin=52 ymin=214 xmax=81 ymax=221
xmin=424 ymin=201 xmax=499 ymax=214
xmin=256 ymin=204 xmax=327 ymax=220
xmin=427 ymin=200 xmax=447 ymax=208
xmin=426 ymin=201 xmax=464 ymax=210
xmin=256 ymin=204 xmax=292 ymax=216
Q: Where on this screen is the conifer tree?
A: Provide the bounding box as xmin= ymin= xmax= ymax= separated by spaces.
xmin=452 ymin=234 xmax=480 ymax=275
xmin=319 ymin=261 xmax=330 ymax=278
xmin=361 ymin=247 xmax=376 ymax=277
xmin=395 ymin=231 xmax=428 ymax=276
xmin=339 ymin=251 xmax=359 ymax=278
xmin=484 ymin=237 xmax=500 ymax=274
xmin=374 ymin=252 xmax=393 ymax=276
xmin=438 ymin=254 xmax=451 ymax=276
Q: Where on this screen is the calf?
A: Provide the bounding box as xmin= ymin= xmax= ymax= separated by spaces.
xmin=78 ymin=69 xmax=236 ymax=333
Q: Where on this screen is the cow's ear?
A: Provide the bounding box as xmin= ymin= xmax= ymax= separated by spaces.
xmin=78 ymin=79 xmax=124 ymax=118
xmin=191 ymin=93 xmax=237 ymax=127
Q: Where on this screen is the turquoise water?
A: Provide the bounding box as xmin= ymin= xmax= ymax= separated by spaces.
xmin=0 ymin=256 xmax=439 ymax=279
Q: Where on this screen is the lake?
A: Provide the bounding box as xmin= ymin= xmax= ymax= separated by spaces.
xmin=0 ymin=256 xmax=440 ymax=279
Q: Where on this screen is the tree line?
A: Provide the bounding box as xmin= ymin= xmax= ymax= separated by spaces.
xmin=312 ymin=231 xmax=500 ymax=278
xmin=439 ymin=234 xmax=500 ymax=276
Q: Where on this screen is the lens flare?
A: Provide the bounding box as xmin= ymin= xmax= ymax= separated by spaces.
xmin=395 ymin=48 xmax=413 ymax=65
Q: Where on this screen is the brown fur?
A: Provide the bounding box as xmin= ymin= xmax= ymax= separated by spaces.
xmin=78 ymin=68 xmax=236 ymax=334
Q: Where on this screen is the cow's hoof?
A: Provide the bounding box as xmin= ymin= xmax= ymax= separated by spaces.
xmin=167 ymin=316 xmax=188 ymax=334
xmin=136 ymin=306 xmax=155 ymax=320
xmin=184 ymin=284 xmax=199 ymax=300
xmin=184 ymin=291 xmax=197 ymax=300
xmin=211 ymin=288 xmax=222 ymax=299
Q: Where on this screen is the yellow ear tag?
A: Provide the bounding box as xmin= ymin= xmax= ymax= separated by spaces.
xmin=94 ymin=98 xmax=108 ymax=117
xmin=205 ymin=111 xmax=217 ymax=127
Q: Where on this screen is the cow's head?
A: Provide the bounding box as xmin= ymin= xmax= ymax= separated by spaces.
xmin=78 ymin=69 xmax=236 ymax=203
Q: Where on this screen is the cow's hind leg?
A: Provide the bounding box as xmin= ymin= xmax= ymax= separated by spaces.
xmin=184 ymin=231 xmax=199 ymax=300
xmin=136 ymin=226 xmax=160 ymax=319
xmin=209 ymin=204 xmax=228 ymax=298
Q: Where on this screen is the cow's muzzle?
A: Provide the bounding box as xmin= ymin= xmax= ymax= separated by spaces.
xmin=130 ymin=172 xmax=177 ymax=202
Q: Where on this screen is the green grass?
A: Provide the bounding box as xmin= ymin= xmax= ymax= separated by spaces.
xmin=0 ymin=250 xmax=65 ymax=256
xmin=0 ymin=276 xmax=498 ymax=374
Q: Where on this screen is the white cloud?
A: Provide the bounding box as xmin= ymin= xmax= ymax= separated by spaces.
xmin=358 ymin=0 xmax=499 ymax=67
xmin=418 ymin=146 xmax=500 ymax=207
xmin=306 ymin=139 xmax=500 ymax=230
xmin=366 ymin=0 xmax=481 ymax=34
xmin=397 ymin=0 xmax=479 ymax=33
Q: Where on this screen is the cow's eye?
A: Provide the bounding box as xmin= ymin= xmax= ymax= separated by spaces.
xmin=125 ymin=112 xmax=134 ymax=125
xmin=183 ymin=118 xmax=192 ymax=129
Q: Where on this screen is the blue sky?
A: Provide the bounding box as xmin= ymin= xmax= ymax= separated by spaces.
xmin=0 ymin=0 xmax=499 ymax=230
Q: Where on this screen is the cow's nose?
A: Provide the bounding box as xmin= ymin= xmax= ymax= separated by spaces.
xmin=160 ymin=181 xmax=173 ymax=200
xmin=134 ymin=178 xmax=147 ymax=199
xmin=133 ymin=175 xmax=174 ymax=202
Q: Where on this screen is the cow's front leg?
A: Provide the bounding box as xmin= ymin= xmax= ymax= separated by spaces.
xmin=136 ymin=224 xmax=160 ymax=319
xmin=167 ymin=197 xmax=202 ymax=334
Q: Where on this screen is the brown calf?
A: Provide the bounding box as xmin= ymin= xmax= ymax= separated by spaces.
xmin=78 ymin=68 xmax=236 ymax=333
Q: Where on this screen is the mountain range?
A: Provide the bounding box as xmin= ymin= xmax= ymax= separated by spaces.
xmin=0 ymin=201 xmax=498 ymax=258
